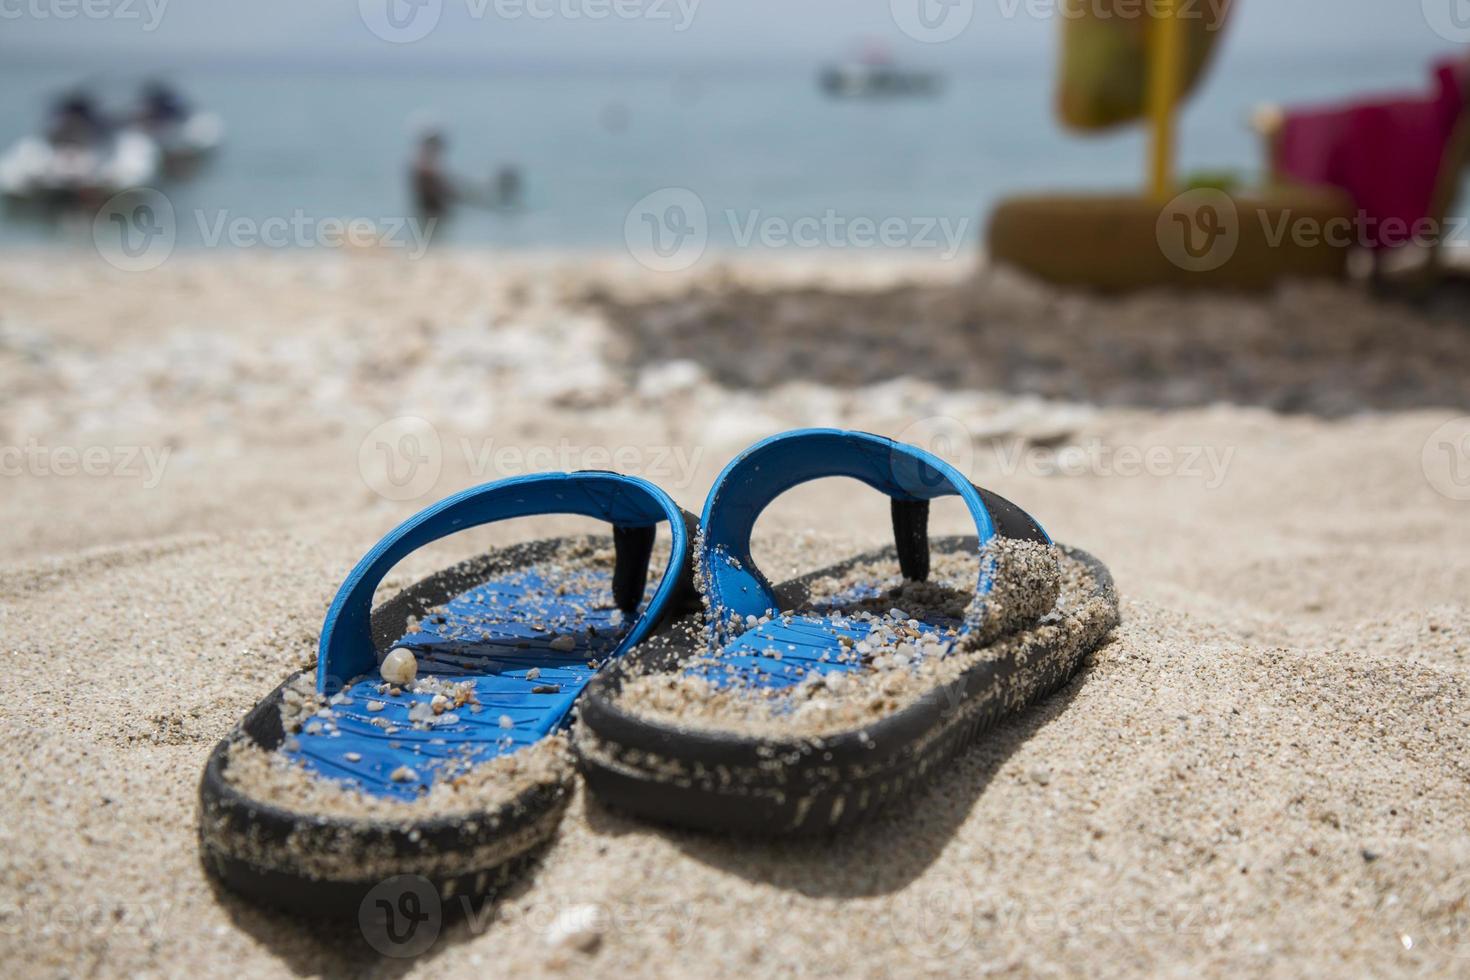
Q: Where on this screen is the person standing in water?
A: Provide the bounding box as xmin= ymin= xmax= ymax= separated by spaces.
xmin=410 ymin=130 xmax=453 ymax=221
xmin=409 ymin=128 xmax=525 ymax=231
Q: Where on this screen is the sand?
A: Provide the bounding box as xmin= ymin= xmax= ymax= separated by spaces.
xmin=2 ymin=250 xmax=1470 ymax=976
xmin=610 ymin=541 xmax=1117 ymax=738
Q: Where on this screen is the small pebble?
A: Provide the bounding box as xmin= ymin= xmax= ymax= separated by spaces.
xmin=390 ymin=765 xmax=419 ymax=782
xmin=380 ymin=648 xmax=418 ymax=685
xmin=549 ymin=635 xmax=576 ymax=652
xmin=344 ymin=752 xmax=362 ymax=763
xmin=499 ymin=714 xmax=514 ymax=729
xmin=545 ymin=904 xmax=604 ymax=952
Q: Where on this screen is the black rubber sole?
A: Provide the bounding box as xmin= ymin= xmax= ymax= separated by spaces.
xmin=200 ymin=824 xmax=551 ymax=924
xmin=573 ymin=541 xmax=1118 ymax=836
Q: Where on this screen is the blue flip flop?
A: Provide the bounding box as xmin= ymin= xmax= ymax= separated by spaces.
xmin=575 ymin=429 xmax=1119 ymax=834
xmin=199 ymin=471 xmax=695 ymax=917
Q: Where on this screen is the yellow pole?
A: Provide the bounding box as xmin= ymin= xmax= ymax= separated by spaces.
xmin=1148 ymin=0 xmax=1184 ymax=199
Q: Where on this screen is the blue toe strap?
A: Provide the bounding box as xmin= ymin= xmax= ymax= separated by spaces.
xmin=317 ymin=472 xmax=690 ymax=692
xmin=699 ymin=428 xmax=1048 ymax=639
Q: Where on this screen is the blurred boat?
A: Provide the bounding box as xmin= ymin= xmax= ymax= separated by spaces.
xmin=820 ymin=43 xmax=942 ymax=99
xmin=131 ymin=80 xmax=224 ymax=175
xmin=0 ymin=127 xmax=159 ymax=204
xmin=148 ymin=110 xmax=225 ymax=174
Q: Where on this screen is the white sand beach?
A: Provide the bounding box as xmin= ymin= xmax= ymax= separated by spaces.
xmin=2 ymin=251 xmax=1468 ymax=976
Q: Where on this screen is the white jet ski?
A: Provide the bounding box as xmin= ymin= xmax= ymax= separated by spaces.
xmin=0 ymin=128 xmax=159 ymax=203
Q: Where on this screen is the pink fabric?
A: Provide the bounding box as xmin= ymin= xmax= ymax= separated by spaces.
xmin=1276 ymin=61 xmax=1466 ymax=249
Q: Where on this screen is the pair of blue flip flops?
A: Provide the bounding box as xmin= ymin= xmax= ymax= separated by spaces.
xmin=199 ymin=428 xmax=1117 ymax=919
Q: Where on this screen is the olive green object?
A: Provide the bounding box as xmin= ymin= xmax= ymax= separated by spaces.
xmin=1057 ymin=0 xmax=1235 ymax=131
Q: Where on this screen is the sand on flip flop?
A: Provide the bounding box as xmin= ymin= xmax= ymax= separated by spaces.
xmin=610 ymin=540 xmax=1117 ymax=739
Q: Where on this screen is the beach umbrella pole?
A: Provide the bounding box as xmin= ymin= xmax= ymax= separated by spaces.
xmin=1148 ymin=0 xmax=1184 ymax=199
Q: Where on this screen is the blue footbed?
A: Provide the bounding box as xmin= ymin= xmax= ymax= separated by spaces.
xmin=270 ymin=471 xmax=689 ymax=804
xmin=691 ymin=567 xmax=966 ymax=693
xmin=284 ymin=559 xmax=643 ymax=801
xmin=688 ymin=429 xmax=1046 ymax=698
